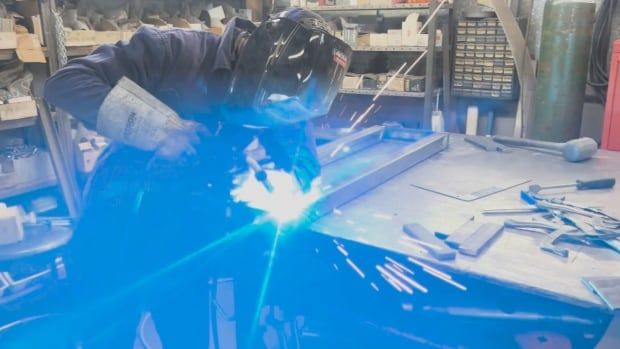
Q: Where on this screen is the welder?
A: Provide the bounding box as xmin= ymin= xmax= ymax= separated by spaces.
xmin=43 ymin=7 xmax=351 ymax=349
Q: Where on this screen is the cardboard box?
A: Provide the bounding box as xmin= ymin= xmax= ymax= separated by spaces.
xmin=356 ymin=33 xmax=370 ymax=46
xmin=387 ymin=30 xmax=402 ymax=46
xmin=342 ymin=75 xmax=363 ymax=89
xmin=0 ymin=31 xmax=17 ymax=50
xmin=378 ymin=75 xmax=405 ymax=92
xmin=65 ymin=30 xmax=134 ymax=47
xmin=401 ymin=13 xmax=420 ymax=46
xmin=370 ymin=0 xmax=392 ymax=6
xmin=369 ymin=33 xmax=388 ymax=46
xmin=0 ymin=99 xmax=37 ymax=121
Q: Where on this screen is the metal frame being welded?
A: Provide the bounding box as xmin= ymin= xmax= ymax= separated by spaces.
xmin=311 ymin=126 xmax=449 ymax=220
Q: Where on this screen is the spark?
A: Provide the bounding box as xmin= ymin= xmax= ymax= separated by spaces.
xmin=330 ymin=143 xmax=346 ymax=158
xmin=418 ymin=0 xmax=448 ymax=33
xmin=349 ymin=111 xmax=358 ymax=121
xmin=384 ymin=264 xmax=428 ymax=293
xmin=346 ymin=258 xmax=365 ymax=278
xmin=348 ymin=103 xmax=376 ymax=132
xmin=376 ymin=265 xmax=413 ymax=294
xmin=372 ymin=63 xmax=407 ymax=101
xmin=403 ymin=51 xmax=428 ymax=76
xmin=385 ymin=256 xmax=414 ymax=275
xmin=336 ymin=245 xmax=349 ymax=256
xmin=407 ymin=257 xmax=451 ymax=280
xmin=407 ymin=257 xmax=467 ymax=291
xmin=370 ymin=282 xmax=379 ymax=292
xmin=333 ymin=263 xmax=339 ymax=271
xmin=402 ymin=303 xmax=414 ymax=312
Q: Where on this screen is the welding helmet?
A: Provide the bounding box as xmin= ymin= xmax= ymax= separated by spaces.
xmin=224 ymin=8 xmax=352 ymax=127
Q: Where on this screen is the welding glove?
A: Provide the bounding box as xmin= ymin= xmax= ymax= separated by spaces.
xmin=97 ymin=77 xmax=207 ymax=160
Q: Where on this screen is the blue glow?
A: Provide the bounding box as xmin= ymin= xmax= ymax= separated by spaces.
xmin=231 ymin=169 xmax=321 ymax=223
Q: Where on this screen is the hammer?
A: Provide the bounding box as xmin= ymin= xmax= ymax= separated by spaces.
xmin=492 ymin=136 xmax=598 ymax=162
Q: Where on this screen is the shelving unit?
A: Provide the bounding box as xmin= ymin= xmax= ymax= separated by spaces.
xmin=0 ymin=116 xmax=37 ymax=131
xmin=310 ymin=0 xmax=452 ymax=128
xmin=307 ymin=3 xmax=448 ymax=12
xmin=350 ymin=45 xmax=431 ymax=52
xmin=339 ymin=88 xmax=426 ymax=98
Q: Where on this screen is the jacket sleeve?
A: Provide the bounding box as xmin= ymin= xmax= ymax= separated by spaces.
xmin=259 ymin=122 xmax=321 ymax=192
xmin=43 ymin=26 xmax=198 ymax=130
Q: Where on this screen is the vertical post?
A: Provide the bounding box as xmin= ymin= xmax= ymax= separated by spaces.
xmin=39 ymin=0 xmax=59 ymax=72
xmin=441 ymin=20 xmax=452 ymax=131
xmin=37 ymin=99 xmax=80 ymax=219
xmin=38 ymin=0 xmax=81 ymax=218
xmin=423 ymin=0 xmax=438 ymax=129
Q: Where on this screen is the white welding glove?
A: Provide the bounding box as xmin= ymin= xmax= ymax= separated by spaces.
xmin=97 ymin=77 xmax=205 ymax=159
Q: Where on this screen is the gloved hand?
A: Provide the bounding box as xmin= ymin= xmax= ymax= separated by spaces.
xmin=155 ymin=120 xmax=209 ymax=160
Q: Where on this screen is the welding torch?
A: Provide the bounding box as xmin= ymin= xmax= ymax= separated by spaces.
xmin=246 ymin=156 xmax=274 ymax=193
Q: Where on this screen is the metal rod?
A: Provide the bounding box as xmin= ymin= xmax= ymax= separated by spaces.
xmin=36 ymin=99 xmax=81 ymax=219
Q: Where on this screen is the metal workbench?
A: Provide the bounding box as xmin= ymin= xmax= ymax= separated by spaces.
xmin=310 ymin=134 xmax=620 ymax=310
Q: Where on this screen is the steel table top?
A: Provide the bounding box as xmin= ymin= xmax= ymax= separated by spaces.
xmin=311 ymin=134 xmax=620 ymax=310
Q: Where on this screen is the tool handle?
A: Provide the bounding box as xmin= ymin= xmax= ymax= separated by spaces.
xmin=492 ymin=136 xmax=563 ymax=152
xmin=576 ymin=178 xmax=616 ymax=190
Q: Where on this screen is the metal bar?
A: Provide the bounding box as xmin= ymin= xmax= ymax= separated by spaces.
xmin=423 ymin=0 xmax=438 ymax=129
xmin=311 ymin=132 xmax=449 ymax=219
xmin=39 ymin=0 xmax=60 ymax=73
xmin=441 ymin=20 xmax=452 ymax=131
xmin=36 ymin=99 xmax=81 ymax=219
xmin=479 ymin=0 xmax=537 ymax=138
xmin=317 ymin=125 xmax=384 ymax=166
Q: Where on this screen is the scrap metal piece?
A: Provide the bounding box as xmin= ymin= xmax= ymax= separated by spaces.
xmin=403 ymin=223 xmax=456 ymax=261
xmin=458 ymin=223 xmax=504 ymax=257
xmin=465 ymin=135 xmax=513 ymax=153
xmin=445 ymin=220 xmax=480 ymax=248
xmin=482 ymin=207 xmax=543 ymax=215
xmin=540 ymin=227 xmax=579 ymax=258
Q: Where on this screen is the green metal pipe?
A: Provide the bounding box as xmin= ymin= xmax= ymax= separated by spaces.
xmin=532 ymin=0 xmax=595 ymax=142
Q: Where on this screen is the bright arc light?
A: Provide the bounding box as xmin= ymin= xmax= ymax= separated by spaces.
xmin=231 ymin=169 xmax=321 ymax=223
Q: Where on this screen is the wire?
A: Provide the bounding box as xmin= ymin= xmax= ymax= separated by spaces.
xmin=588 ymin=0 xmax=617 ymax=104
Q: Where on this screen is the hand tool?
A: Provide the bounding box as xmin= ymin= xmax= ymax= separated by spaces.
xmin=458 ymin=223 xmax=504 ymax=257
xmin=402 ymin=223 xmax=456 ymax=261
xmin=464 ymin=135 xmax=512 ymax=153
xmin=246 ymin=156 xmax=274 ymax=193
xmin=492 ymin=136 xmax=598 ymax=162
xmin=528 ymin=178 xmax=616 ymax=194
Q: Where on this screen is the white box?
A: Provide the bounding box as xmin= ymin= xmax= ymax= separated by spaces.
xmin=387 ymin=30 xmax=402 ymax=46
xmin=401 ymin=13 xmax=420 ymax=46
xmin=369 ymin=33 xmax=388 ymax=46
xmin=0 ymin=204 xmax=24 ymax=245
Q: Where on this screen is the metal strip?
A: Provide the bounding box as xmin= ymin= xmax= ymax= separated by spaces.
xmin=36 ymin=99 xmax=81 ymax=219
xmin=317 ymin=125 xmax=384 ymax=166
xmin=311 ymin=132 xmax=449 ymax=219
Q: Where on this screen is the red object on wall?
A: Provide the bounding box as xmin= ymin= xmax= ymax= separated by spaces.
xmin=602 ymin=40 xmax=620 ymax=150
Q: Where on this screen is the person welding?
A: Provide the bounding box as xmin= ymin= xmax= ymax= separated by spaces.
xmin=43 ymin=7 xmax=351 ymax=349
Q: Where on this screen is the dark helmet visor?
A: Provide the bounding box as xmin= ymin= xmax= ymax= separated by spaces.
xmin=226 ymin=17 xmax=352 ymax=126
